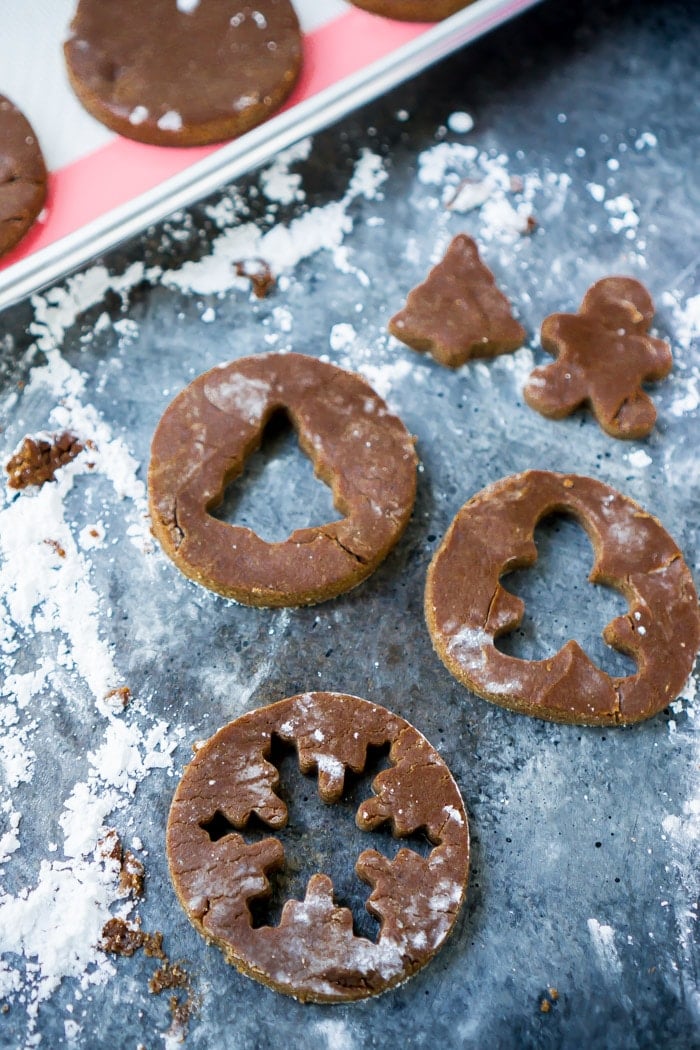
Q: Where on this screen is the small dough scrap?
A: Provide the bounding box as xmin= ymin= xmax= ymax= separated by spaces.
xmin=389 ymin=234 xmax=525 ymax=367
xmin=524 ymin=277 xmax=672 ymax=438
xmin=167 ymin=692 xmax=470 ymax=1002
xmin=425 ymin=470 xmax=700 ymax=726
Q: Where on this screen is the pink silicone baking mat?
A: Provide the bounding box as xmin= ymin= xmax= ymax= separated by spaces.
xmin=0 ymin=0 xmax=541 ymax=307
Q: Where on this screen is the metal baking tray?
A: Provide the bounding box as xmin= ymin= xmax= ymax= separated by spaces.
xmin=0 ymin=0 xmax=542 ymax=310
xmin=1 ymin=1 xmax=698 ymax=1048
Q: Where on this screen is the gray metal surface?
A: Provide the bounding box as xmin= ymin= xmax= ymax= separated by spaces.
xmin=1 ymin=0 xmax=699 ymax=1047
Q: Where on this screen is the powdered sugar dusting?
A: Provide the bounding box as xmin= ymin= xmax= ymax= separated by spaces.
xmin=587 ymin=918 xmax=622 ymax=976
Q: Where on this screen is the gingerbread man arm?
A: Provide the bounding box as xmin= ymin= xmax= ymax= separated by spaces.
xmin=524 ymin=315 xmax=589 ymax=417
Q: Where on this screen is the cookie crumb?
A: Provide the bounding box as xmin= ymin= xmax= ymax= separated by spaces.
xmin=119 ymin=849 xmax=146 ymax=898
xmin=233 ymin=258 xmax=276 ymax=298
xmin=105 ymin=685 xmax=132 ymax=709
xmin=5 ymin=432 xmax=83 ymax=489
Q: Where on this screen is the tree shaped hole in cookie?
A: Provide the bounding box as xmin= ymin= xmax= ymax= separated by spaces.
xmin=148 ymin=353 xmax=417 ymax=606
xmin=209 ymin=408 xmax=342 ymax=543
xmin=494 ymin=512 xmax=636 ymax=679
xmin=167 ymin=693 xmax=469 ymax=1002
xmin=425 ymin=471 xmax=700 ymax=726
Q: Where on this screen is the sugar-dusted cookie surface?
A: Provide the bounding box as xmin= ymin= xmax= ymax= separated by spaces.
xmin=63 ymin=0 xmax=302 ymax=147
xmin=426 ymin=470 xmax=700 ymax=726
xmin=167 ymin=692 xmax=470 ymax=1002
xmin=524 ymin=277 xmax=672 ymax=438
xmin=389 ymin=234 xmax=525 ymax=367
xmin=0 ymin=95 xmax=46 ymax=258
xmin=148 ymin=353 xmax=418 ymax=606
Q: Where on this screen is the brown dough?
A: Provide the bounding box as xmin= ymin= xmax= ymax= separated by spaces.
xmin=0 ymin=95 xmax=47 ymax=258
xmin=347 ymin=0 xmax=475 ymax=21
xmin=167 ymin=692 xmax=470 ymax=1002
xmin=425 ymin=470 xmax=700 ymax=726
xmin=5 ymin=432 xmax=84 ymax=490
xmin=148 ymin=353 xmax=418 ymax=606
xmin=524 ymin=277 xmax=672 ymax=438
xmin=389 ymin=234 xmax=525 ymax=367
xmin=63 ymin=0 xmax=302 ymax=147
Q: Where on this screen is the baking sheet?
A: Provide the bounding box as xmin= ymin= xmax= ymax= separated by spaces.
xmin=0 ymin=0 xmax=542 ymax=310
xmin=1 ymin=0 xmax=699 ymax=1047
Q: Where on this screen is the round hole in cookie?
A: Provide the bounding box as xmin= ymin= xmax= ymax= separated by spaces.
xmin=495 ymin=512 xmax=637 ymax=678
xmin=208 ymin=408 xmax=342 ymax=543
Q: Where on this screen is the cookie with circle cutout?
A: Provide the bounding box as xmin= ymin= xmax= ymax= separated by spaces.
xmin=425 ymin=470 xmax=700 ymax=726
xmin=63 ymin=0 xmax=302 ymax=147
xmin=524 ymin=277 xmax=672 ymax=439
xmin=0 ymin=95 xmax=47 ymax=258
xmin=347 ymin=1 xmax=475 ymax=21
xmin=148 ymin=353 xmax=418 ymax=606
xmin=167 ymin=692 xmax=470 ymax=1002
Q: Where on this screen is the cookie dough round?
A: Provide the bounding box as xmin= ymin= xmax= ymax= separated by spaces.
xmin=425 ymin=470 xmax=700 ymax=726
xmin=167 ymin=692 xmax=470 ymax=1002
xmin=0 ymin=95 xmax=47 ymax=258
xmin=63 ymin=0 xmax=302 ymax=147
xmin=347 ymin=0 xmax=474 ymax=21
xmin=148 ymin=353 xmax=418 ymax=606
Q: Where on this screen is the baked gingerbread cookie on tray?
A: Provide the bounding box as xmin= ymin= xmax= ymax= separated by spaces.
xmin=148 ymin=353 xmax=418 ymax=606
xmin=347 ymin=0 xmax=476 ymax=21
xmin=0 ymin=95 xmax=46 ymax=259
xmin=425 ymin=470 xmax=700 ymax=726
xmin=167 ymin=692 xmax=470 ymax=1002
xmin=389 ymin=234 xmax=525 ymax=368
xmin=63 ymin=0 xmax=302 ymax=147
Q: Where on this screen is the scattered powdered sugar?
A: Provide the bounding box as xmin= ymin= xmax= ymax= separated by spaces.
xmin=203 ymin=372 xmax=270 ymax=420
xmin=659 ymin=291 xmax=700 ymax=418
xmin=156 ymin=111 xmax=183 ymax=133
xmin=260 ymin=137 xmax=313 ymax=205
xmin=314 ymin=1019 xmax=357 ymax=1050
xmin=587 ymin=919 xmax=623 ymax=976
xmin=329 ymin=323 xmax=357 ymax=352
xmin=627 ymin=448 xmax=652 ymax=468
xmin=447 ymin=111 xmax=474 ymax=134
xmin=0 ymin=271 xmax=181 ymax=1041
xmin=165 ymin=148 xmax=388 ymax=296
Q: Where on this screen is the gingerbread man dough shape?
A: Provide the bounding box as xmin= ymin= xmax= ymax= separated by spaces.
xmin=524 ymin=277 xmax=672 ymax=439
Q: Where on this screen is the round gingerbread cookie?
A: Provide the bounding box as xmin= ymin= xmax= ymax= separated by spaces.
xmin=167 ymin=692 xmax=470 ymax=1002
xmin=0 ymin=95 xmax=47 ymax=259
xmin=63 ymin=0 xmax=302 ymax=147
xmin=425 ymin=471 xmax=700 ymax=726
xmin=148 ymin=353 xmax=418 ymax=606
xmin=347 ymin=0 xmax=474 ymax=21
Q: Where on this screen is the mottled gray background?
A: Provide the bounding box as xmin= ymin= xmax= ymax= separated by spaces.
xmin=1 ymin=0 xmax=699 ymax=1047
